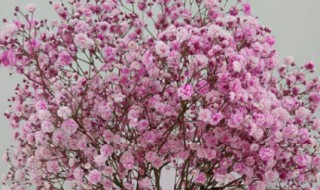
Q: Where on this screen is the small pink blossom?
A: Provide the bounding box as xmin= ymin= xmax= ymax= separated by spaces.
xmin=210 ymin=112 xmax=224 ymax=125
xmin=73 ymin=167 xmax=84 ymax=182
xmin=0 ymin=50 xmax=16 ymax=67
xmin=100 ymin=144 xmax=113 ymax=157
xmin=242 ymin=3 xmax=252 ymax=15
xmin=14 ymin=170 xmax=25 ymax=181
xmin=138 ymin=178 xmax=152 ymax=189
xmin=88 ymin=170 xmax=102 ymax=184
xmin=26 ymin=3 xmax=36 ymax=12
xmin=74 ymin=33 xmax=94 ymax=49
xmin=46 ymin=161 xmax=59 ymax=174
xmin=232 ymin=61 xmax=242 ymax=73
xmin=57 ymin=106 xmax=72 ymax=120
xmin=295 ymin=107 xmax=311 ymax=121
xmin=41 ymin=120 xmax=55 ymax=133
xmin=120 ymin=152 xmax=134 ymax=170
xmin=313 ymin=118 xmax=320 ymax=131
xmin=57 ymin=51 xmax=72 ymax=66
xmin=194 ymin=172 xmax=207 ymax=184
xmin=61 ymin=119 xmax=79 ymax=136
xmin=283 ymin=124 xmax=298 ymax=139
xmin=259 ymin=148 xmax=274 ymax=161
xmin=294 ymin=154 xmax=311 ymax=167
xmin=177 ymin=84 xmax=194 ymax=100
xmin=155 ymin=41 xmax=170 ymax=58
xmin=198 ymin=109 xmax=211 ymax=123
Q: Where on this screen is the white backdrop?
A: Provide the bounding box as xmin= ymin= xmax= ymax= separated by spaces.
xmin=0 ymin=0 xmax=319 ymax=189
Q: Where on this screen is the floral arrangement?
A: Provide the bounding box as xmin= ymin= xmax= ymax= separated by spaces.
xmin=0 ymin=0 xmax=319 ymax=189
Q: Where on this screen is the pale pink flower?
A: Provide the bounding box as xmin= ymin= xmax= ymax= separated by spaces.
xmin=194 ymin=172 xmax=207 ymax=184
xmin=74 ymin=33 xmax=94 ymax=49
xmin=210 ymin=112 xmax=224 ymax=125
xmin=198 ymin=109 xmax=211 ymax=123
xmin=57 ymin=51 xmax=72 ymax=66
xmin=313 ymin=118 xmax=320 ymax=131
xmin=194 ymin=54 xmax=208 ymax=67
xmin=177 ymin=84 xmax=194 ymax=100
xmin=0 ymin=50 xmax=16 ymax=67
xmin=259 ymin=148 xmax=274 ymax=161
xmin=75 ymin=21 xmax=90 ymax=33
xmin=37 ymin=110 xmax=50 ymax=121
xmin=14 ymin=170 xmax=25 ymax=181
xmin=284 ymin=56 xmax=294 ymax=65
xmin=283 ymin=124 xmax=298 ymax=139
xmin=120 ymin=152 xmax=134 ymax=170
xmin=294 ymin=154 xmax=311 ymax=167
xmin=295 ymin=107 xmax=311 ymax=121
xmin=46 ymin=161 xmax=59 ymax=174
xmin=61 ymin=119 xmax=79 ymax=136
xmin=57 ymin=106 xmax=72 ymax=120
xmin=73 ymin=167 xmax=84 ymax=182
xmin=111 ymin=93 xmax=125 ymax=103
xmin=100 ymin=144 xmax=113 ymax=157
xmin=155 ymin=41 xmax=170 ymax=58
xmin=26 ymin=3 xmax=36 ymax=12
xmin=139 ymin=178 xmax=152 ymax=189
xmin=232 ymin=61 xmax=242 ymax=73
xmin=35 ymin=100 xmax=48 ymax=111
xmin=41 ymin=120 xmax=54 ymax=133
xmin=94 ymin=154 xmax=107 ymax=166
xmin=88 ymin=170 xmax=102 ymax=184
xmin=264 ymin=170 xmax=279 ymax=183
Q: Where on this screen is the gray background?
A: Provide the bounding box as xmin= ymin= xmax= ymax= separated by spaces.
xmin=0 ymin=0 xmax=319 ymax=189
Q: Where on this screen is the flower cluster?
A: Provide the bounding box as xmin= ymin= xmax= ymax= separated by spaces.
xmin=0 ymin=0 xmax=319 ymax=190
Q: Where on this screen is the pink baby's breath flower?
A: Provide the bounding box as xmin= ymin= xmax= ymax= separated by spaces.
xmin=73 ymin=167 xmax=84 ymax=182
xmin=294 ymin=154 xmax=311 ymax=167
xmin=57 ymin=51 xmax=72 ymax=66
xmin=194 ymin=172 xmax=207 ymax=184
xmin=74 ymin=33 xmax=94 ymax=49
xmin=313 ymin=118 xmax=320 ymax=131
xmin=232 ymin=61 xmax=242 ymax=73
xmin=61 ymin=119 xmax=79 ymax=136
xmin=26 ymin=3 xmax=36 ymax=12
xmin=46 ymin=161 xmax=59 ymax=174
xmin=155 ymin=41 xmax=170 ymax=58
xmin=198 ymin=108 xmax=211 ymax=123
xmin=259 ymin=148 xmax=274 ymax=161
xmin=177 ymin=84 xmax=194 ymax=100
xmin=138 ymin=178 xmax=152 ymax=189
xmin=88 ymin=170 xmax=102 ymax=185
xmin=35 ymin=100 xmax=48 ymax=111
xmin=210 ymin=112 xmax=223 ymax=125
xmin=14 ymin=170 xmax=25 ymax=181
xmin=100 ymin=144 xmax=113 ymax=157
xmin=0 ymin=50 xmax=16 ymax=67
xmin=120 ymin=152 xmax=134 ymax=170
xmin=283 ymin=124 xmax=298 ymax=139
xmin=41 ymin=120 xmax=54 ymax=133
xmin=242 ymin=3 xmax=252 ymax=15
xmin=57 ymin=106 xmax=72 ymax=120
xmin=284 ymin=56 xmax=294 ymax=65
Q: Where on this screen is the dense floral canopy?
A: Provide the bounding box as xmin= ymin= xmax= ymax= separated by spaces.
xmin=0 ymin=0 xmax=320 ymax=189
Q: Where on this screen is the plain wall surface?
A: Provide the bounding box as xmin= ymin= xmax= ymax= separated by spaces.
xmin=0 ymin=0 xmax=319 ymax=189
